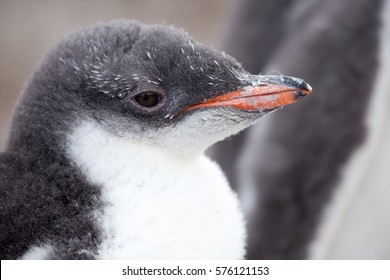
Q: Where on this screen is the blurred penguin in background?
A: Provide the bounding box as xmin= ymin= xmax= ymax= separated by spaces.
xmin=211 ymin=0 xmax=390 ymax=259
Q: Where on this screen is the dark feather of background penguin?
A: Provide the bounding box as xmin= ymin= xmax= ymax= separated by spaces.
xmin=211 ymin=0 xmax=390 ymax=259
xmin=0 ymin=20 xmax=312 ymax=259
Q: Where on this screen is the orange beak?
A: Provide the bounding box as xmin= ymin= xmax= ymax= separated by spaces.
xmin=184 ymin=75 xmax=312 ymax=112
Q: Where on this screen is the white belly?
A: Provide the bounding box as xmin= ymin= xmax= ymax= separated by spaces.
xmin=67 ymin=120 xmax=246 ymax=259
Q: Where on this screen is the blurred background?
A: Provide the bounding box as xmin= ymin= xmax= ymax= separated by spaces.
xmin=1 ymin=0 xmax=389 ymax=259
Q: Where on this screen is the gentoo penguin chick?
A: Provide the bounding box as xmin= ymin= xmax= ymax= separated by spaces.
xmin=0 ymin=19 xmax=311 ymax=259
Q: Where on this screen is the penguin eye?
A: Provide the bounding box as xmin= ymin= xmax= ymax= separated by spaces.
xmin=133 ymin=91 xmax=162 ymax=108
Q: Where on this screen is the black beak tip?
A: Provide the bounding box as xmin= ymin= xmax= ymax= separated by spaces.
xmin=299 ymin=81 xmax=312 ymax=93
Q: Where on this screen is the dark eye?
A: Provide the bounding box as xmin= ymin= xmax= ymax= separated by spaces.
xmin=134 ymin=91 xmax=162 ymax=107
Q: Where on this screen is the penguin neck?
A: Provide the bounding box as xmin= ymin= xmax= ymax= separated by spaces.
xmin=66 ymin=119 xmax=203 ymax=184
xmin=6 ymin=83 xmax=78 ymax=165
xmin=6 ymin=113 xmax=71 ymax=168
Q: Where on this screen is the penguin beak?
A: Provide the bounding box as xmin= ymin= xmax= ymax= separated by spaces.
xmin=186 ymin=75 xmax=312 ymax=112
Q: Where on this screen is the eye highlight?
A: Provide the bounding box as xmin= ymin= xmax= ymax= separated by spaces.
xmin=133 ymin=91 xmax=162 ymax=107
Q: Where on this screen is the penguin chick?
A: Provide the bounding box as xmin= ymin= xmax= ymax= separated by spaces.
xmin=0 ymin=19 xmax=311 ymax=259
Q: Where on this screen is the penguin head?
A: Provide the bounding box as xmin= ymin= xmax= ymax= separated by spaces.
xmin=13 ymin=20 xmax=311 ymax=156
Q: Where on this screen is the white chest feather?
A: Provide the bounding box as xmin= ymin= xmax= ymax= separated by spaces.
xmin=66 ymin=120 xmax=246 ymax=259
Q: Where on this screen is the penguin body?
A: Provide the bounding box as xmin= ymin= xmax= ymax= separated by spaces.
xmin=0 ymin=20 xmax=311 ymax=259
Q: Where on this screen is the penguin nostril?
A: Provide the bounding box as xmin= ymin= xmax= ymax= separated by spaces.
xmin=134 ymin=91 xmax=163 ymax=107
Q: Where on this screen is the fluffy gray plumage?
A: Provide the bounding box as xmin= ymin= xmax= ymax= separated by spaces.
xmin=0 ymin=19 xmax=312 ymax=259
xmin=0 ymin=19 xmax=251 ymax=259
